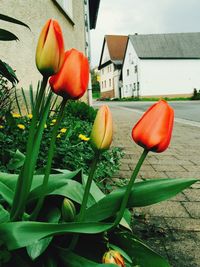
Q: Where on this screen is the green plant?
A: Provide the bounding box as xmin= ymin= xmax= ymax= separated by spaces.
xmin=191 ymin=88 xmax=200 ymax=100
xmin=0 ymin=19 xmax=198 ymax=267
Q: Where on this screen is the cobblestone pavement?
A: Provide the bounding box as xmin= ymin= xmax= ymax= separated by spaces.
xmin=108 ymin=105 xmax=200 ymax=267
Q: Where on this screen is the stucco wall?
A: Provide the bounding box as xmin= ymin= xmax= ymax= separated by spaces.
xmin=0 ymin=0 xmax=86 ymax=91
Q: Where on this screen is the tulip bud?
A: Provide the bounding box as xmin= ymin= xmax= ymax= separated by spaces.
xmin=132 ymin=100 xmax=174 ymax=153
xmin=90 ymin=105 xmax=113 ymax=151
xmin=36 ymin=19 xmax=65 ymax=76
xmin=49 ymin=49 xmax=89 ymax=99
xmin=61 ymin=198 xmax=76 ymax=222
xmin=102 ymin=250 xmax=125 ymax=267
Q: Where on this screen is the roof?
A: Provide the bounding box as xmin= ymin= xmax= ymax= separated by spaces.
xmin=98 ymin=35 xmax=128 ymax=68
xmin=106 ymin=35 xmax=128 ymax=61
xmin=89 ymin=0 xmax=100 ymax=29
xmin=129 ymin=32 xmax=200 ymax=59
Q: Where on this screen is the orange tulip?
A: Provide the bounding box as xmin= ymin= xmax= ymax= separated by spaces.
xmin=36 ymin=19 xmax=65 ymax=76
xmin=132 ymin=100 xmax=174 ymax=153
xmin=102 ymin=250 xmax=125 ymax=267
xmin=90 ymin=105 xmax=113 ymax=151
xmin=49 ymin=49 xmax=89 ymax=99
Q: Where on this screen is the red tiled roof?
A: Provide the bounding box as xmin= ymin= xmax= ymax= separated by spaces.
xmin=105 ymin=35 xmax=128 ymax=60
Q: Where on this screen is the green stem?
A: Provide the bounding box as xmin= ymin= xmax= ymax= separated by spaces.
xmin=113 ymin=149 xmax=148 ymax=228
xmin=68 ymin=152 xmax=100 ymax=250
xmin=10 ymin=76 xmax=48 ymax=221
xmin=30 ymin=98 xmax=67 ymax=220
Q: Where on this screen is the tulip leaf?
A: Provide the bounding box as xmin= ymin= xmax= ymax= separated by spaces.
xmin=0 ymin=181 xmax=14 ymax=205
xmin=7 ymin=149 xmax=25 ymax=171
xmin=0 ymin=221 xmax=113 ymax=250
xmin=26 ymin=208 xmax=61 ymax=260
xmin=85 ymin=178 xmax=197 ymax=222
xmin=0 ymin=14 xmax=30 ymax=29
xmin=0 ymin=28 xmax=18 ymax=41
xmin=0 ymin=60 xmax=18 ymax=84
xmin=59 ymin=251 xmax=118 ymax=267
xmin=0 ymin=204 xmax=9 ymax=223
xmin=110 ymin=230 xmax=170 ymax=267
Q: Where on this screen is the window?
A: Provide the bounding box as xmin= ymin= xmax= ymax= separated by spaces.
xmin=104 ymin=81 xmax=106 ymax=88
xmin=102 ymin=69 xmax=104 ymax=75
xmin=109 ymin=79 xmax=111 ymax=87
xmin=135 ymin=65 xmax=138 ymax=73
xmin=107 ymin=66 xmax=110 ymax=72
xmin=56 ymin=0 xmax=73 ymax=19
xmin=127 ymin=69 xmax=129 ymax=76
xmin=102 ymin=81 xmax=104 ymax=89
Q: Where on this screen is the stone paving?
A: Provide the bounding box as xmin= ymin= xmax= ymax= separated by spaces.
xmin=109 ymin=105 xmax=200 ymax=267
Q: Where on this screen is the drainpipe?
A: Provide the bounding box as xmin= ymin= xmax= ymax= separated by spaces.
xmin=84 ymin=0 xmax=93 ymax=106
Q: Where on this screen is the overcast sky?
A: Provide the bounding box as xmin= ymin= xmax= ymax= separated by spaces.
xmin=90 ymin=0 xmax=200 ymax=67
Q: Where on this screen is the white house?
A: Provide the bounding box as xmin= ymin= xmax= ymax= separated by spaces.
xmin=98 ymin=35 xmax=128 ymax=98
xmin=121 ymin=32 xmax=200 ymax=98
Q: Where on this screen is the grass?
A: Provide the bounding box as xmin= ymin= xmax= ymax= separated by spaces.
xmin=98 ymin=96 xmax=192 ymax=102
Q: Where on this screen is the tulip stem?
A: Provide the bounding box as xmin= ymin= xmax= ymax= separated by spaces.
xmin=68 ymin=152 xmax=100 ymax=250
xmin=30 ymin=98 xmax=67 ymax=220
xmin=113 ymin=149 xmax=148 ymax=228
xmin=10 ymin=76 xmax=48 ymax=221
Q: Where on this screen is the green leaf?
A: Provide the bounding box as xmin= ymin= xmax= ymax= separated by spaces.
xmin=0 ymin=181 xmax=14 ymax=205
xmin=110 ymin=230 xmax=170 ymax=267
xmin=85 ymin=178 xmax=197 ymax=222
xmin=26 ymin=208 xmax=61 ymax=260
xmin=0 ymin=28 xmax=18 ymax=41
xmin=7 ymin=149 xmax=25 ymax=171
xmin=59 ymin=251 xmax=118 ymax=267
xmin=0 ymin=14 xmax=29 ymax=28
xmin=109 ymin=243 xmax=133 ymax=264
xmin=0 ymin=221 xmax=113 ymax=250
xmin=0 ymin=204 xmax=9 ymax=223
xmin=0 ymin=60 xmax=18 ymax=84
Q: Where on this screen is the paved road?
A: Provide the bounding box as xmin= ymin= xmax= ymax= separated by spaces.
xmin=94 ymin=100 xmax=200 ymax=126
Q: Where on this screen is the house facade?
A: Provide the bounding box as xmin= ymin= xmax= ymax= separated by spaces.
xmin=0 ymin=0 xmax=100 ymax=101
xmin=122 ymin=33 xmax=200 ymax=98
xmin=98 ymin=35 xmax=128 ymax=98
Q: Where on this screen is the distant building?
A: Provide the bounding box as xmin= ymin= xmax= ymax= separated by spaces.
xmin=98 ymin=35 xmax=128 ymax=98
xmin=121 ymin=32 xmax=200 ymax=98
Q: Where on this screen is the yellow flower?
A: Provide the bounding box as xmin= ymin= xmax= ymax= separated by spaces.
xmin=44 ymin=124 xmax=47 ymax=129
xmin=79 ymin=134 xmax=90 ymax=141
xmin=12 ymin=113 xmax=21 ymax=118
xmin=60 ymin=128 xmax=67 ymax=133
xmin=50 ymin=119 xmax=57 ymax=126
xmin=0 ymin=125 xmax=4 ymax=129
xmin=27 ymin=114 xmax=33 ymax=119
xmin=17 ymin=124 xmax=25 ymax=130
xmin=57 ymin=133 xmax=62 ymax=138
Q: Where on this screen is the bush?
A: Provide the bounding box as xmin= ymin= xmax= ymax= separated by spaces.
xmin=0 ymin=100 xmax=123 ymax=182
xmin=191 ymin=88 xmax=200 ymax=100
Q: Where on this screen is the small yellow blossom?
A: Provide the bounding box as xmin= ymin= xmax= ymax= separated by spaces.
xmin=79 ymin=134 xmax=90 ymax=141
xmin=12 ymin=113 xmax=21 ymax=118
xmin=57 ymin=133 xmax=62 ymax=138
xmin=17 ymin=124 xmax=25 ymax=130
xmin=27 ymin=114 xmax=33 ymax=119
xmin=50 ymin=119 xmax=57 ymax=126
xmin=0 ymin=125 xmax=4 ymax=129
xmin=44 ymin=124 xmax=47 ymax=129
xmin=60 ymin=128 xmax=67 ymax=133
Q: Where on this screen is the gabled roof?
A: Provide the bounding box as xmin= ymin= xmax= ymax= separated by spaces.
xmin=89 ymin=0 xmax=101 ymax=29
xmin=129 ymin=32 xmax=200 ymax=59
xmin=99 ymin=35 xmax=128 ymax=69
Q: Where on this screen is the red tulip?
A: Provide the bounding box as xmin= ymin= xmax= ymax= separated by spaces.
xmin=90 ymin=105 xmax=113 ymax=151
xmin=49 ymin=49 xmax=89 ymax=99
xmin=102 ymin=250 xmax=125 ymax=267
xmin=36 ymin=19 xmax=65 ymax=76
xmin=132 ymin=100 xmax=174 ymax=153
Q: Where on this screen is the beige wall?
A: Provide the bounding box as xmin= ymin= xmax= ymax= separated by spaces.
xmin=0 ymin=0 xmax=86 ymax=91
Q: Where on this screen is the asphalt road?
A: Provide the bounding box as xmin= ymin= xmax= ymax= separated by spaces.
xmin=94 ymin=100 xmax=200 ymax=125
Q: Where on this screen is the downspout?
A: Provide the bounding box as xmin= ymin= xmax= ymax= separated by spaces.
xmin=84 ymin=0 xmax=93 ymax=106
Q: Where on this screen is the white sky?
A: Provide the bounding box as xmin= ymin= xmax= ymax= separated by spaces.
xmin=90 ymin=0 xmax=200 ymax=67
